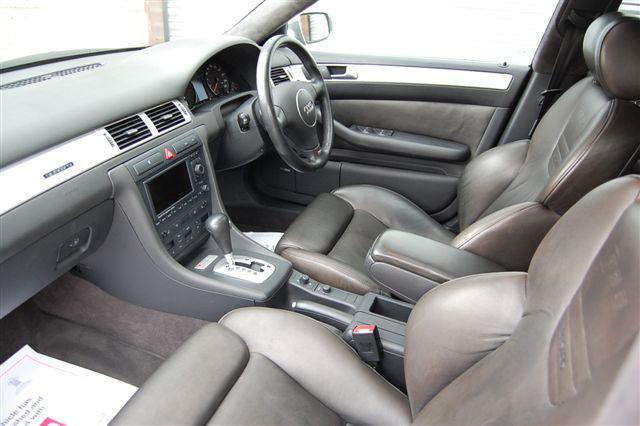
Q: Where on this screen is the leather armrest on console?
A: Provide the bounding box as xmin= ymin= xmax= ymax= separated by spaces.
xmin=365 ymin=230 xmax=505 ymax=303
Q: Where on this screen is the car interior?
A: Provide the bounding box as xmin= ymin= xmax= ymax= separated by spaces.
xmin=1 ymin=0 xmax=639 ymax=424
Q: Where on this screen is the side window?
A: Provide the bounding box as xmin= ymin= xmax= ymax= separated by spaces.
xmin=288 ymin=0 xmax=559 ymax=66
xmin=620 ymin=0 xmax=640 ymax=18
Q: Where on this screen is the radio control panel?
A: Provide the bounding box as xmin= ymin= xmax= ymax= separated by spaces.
xmin=127 ymin=132 xmax=212 ymax=260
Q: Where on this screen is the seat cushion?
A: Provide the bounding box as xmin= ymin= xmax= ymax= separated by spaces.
xmin=276 ymin=185 xmax=454 ymax=294
xmin=111 ymin=307 xmax=411 ymax=426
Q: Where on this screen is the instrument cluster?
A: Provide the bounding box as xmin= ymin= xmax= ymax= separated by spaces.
xmin=185 ymin=60 xmax=244 ymax=109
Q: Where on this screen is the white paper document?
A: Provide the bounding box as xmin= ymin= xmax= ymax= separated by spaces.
xmin=1 ymin=345 xmax=137 ymax=426
xmin=244 ymin=232 xmax=284 ymax=252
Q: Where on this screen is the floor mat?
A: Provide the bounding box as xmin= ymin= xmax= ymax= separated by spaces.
xmin=1 ymin=345 xmax=136 ymax=425
xmin=33 ymin=273 xmax=208 ymax=360
xmin=244 ymin=232 xmax=284 ymax=252
xmin=1 ymin=273 xmax=209 ymax=387
xmin=0 ymin=301 xmax=163 ymax=387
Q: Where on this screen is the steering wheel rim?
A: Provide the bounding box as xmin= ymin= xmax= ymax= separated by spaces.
xmin=257 ymin=35 xmax=333 ymax=172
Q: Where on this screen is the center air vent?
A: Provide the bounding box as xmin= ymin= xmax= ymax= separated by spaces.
xmin=145 ymin=102 xmax=186 ymax=132
xmin=105 ymin=115 xmax=152 ymax=150
xmin=270 ymin=67 xmax=290 ymax=85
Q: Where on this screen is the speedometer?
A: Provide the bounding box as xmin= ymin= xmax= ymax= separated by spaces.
xmin=204 ymin=63 xmax=230 ymax=97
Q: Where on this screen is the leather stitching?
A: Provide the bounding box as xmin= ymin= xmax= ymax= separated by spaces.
xmin=453 ymin=203 xmax=540 ymax=249
xmin=542 ymin=98 xmax=616 ymax=207
xmin=334 ymin=185 xmax=453 ymax=241
xmin=473 ymin=140 xmax=531 ymax=225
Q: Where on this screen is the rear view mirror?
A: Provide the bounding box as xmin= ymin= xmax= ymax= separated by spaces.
xmin=298 ymin=13 xmax=332 ymax=44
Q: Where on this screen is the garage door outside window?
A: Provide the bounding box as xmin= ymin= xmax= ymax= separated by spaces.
xmin=290 ymin=0 xmax=560 ymax=65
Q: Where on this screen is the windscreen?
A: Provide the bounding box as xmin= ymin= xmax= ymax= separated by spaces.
xmin=0 ymin=0 xmax=263 ymax=64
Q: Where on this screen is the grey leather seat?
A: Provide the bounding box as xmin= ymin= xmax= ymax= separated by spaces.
xmin=275 ymin=12 xmax=640 ymax=295
xmin=112 ymin=175 xmax=640 ymax=425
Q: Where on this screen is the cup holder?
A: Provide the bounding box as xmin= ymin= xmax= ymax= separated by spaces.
xmin=369 ymin=296 xmax=412 ymax=323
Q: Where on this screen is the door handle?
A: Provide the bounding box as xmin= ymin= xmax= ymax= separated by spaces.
xmin=329 ymin=66 xmax=358 ymax=80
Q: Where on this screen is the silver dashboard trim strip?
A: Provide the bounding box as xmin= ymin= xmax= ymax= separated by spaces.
xmin=286 ymin=64 xmax=512 ymax=90
xmin=0 ymin=100 xmax=192 ymax=216
xmin=0 ymin=130 xmax=120 ymax=216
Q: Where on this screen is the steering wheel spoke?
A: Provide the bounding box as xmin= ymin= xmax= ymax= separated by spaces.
xmin=274 ymin=106 xmax=287 ymax=128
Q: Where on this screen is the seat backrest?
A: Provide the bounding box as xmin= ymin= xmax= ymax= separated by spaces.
xmin=457 ymin=12 xmax=640 ymax=231
xmin=406 ymin=175 xmax=640 ymax=424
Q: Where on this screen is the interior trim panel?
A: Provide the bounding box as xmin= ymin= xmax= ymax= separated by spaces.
xmin=0 ymin=100 xmax=191 ymax=216
xmin=286 ymin=64 xmax=513 ymax=90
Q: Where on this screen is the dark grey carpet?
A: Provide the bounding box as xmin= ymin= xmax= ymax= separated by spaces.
xmin=1 ymin=273 xmax=208 ymax=386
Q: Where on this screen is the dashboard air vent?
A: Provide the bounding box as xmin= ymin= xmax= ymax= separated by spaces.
xmin=145 ymin=102 xmax=186 ymax=132
xmin=270 ymin=67 xmax=290 ymax=85
xmin=104 ymin=115 xmax=152 ymax=150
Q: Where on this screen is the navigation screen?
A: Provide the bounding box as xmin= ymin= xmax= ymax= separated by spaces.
xmin=147 ymin=162 xmax=192 ymax=215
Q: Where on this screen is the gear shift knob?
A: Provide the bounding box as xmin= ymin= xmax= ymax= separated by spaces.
xmin=205 ymin=213 xmax=234 ymax=265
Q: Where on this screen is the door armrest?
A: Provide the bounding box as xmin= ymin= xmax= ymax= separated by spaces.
xmin=334 ymin=120 xmax=470 ymax=162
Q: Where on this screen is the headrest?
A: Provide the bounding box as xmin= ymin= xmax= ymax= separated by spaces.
xmin=583 ymin=12 xmax=640 ymax=100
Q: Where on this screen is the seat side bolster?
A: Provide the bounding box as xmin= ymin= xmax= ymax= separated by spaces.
xmin=452 ymin=201 xmax=560 ymax=271
xmin=111 ymin=323 xmax=249 ymax=426
xmin=275 ymin=193 xmax=353 ymax=255
xmin=405 ymin=272 xmax=528 ymax=417
xmin=220 ymin=307 xmax=412 ymax=426
xmin=333 ymin=185 xmax=455 ymax=243
xmin=457 ymin=139 xmax=530 ymax=230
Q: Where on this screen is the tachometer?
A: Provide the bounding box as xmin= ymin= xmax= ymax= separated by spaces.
xmin=204 ymin=63 xmax=230 ymax=97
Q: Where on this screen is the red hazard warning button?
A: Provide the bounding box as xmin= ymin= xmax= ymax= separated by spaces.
xmin=164 ymin=148 xmax=175 ymax=160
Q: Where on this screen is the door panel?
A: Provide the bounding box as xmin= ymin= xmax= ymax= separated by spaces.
xmin=332 ymin=99 xmax=496 ymax=158
xmin=251 ymin=54 xmax=531 ymax=222
xmin=334 ymin=121 xmax=470 ymax=162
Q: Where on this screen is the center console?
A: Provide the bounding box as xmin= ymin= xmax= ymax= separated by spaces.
xmin=285 ymin=270 xmax=412 ymax=392
xmin=129 ymin=132 xmax=212 ymax=260
xmin=81 ymin=123 xmax=414 ymax=393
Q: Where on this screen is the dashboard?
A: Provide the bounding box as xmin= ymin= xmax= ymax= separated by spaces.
xmin=0 ymin=35 xmax=293 ymax=318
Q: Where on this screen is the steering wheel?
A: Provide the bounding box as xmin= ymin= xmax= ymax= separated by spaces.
xmin=256 ymin=35 xmax=333 ymax=172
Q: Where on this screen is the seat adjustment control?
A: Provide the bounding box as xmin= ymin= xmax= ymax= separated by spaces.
xmin=298 ymin=274 xmax=310 ymax=285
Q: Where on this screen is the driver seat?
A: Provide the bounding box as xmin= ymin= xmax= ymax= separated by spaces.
xmin=275 ymin=12 xmax=640 ymax=295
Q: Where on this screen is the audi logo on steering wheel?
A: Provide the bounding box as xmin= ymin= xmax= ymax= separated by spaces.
xmin=295 ymin=88 xmax=317 ymax=127
xmin=303 ymin=100 xmax=314 ymax=114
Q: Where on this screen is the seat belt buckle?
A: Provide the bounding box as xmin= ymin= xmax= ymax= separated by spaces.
xmin=352 ymin=324 xmax=382 ymax=363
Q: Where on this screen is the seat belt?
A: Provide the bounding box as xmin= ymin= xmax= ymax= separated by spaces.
xmin=529 ymin=10 xmax=591 ymax=137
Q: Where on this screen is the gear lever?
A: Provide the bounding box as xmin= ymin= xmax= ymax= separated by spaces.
xmin=205 ymin=213 xmax=234 ymax=266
